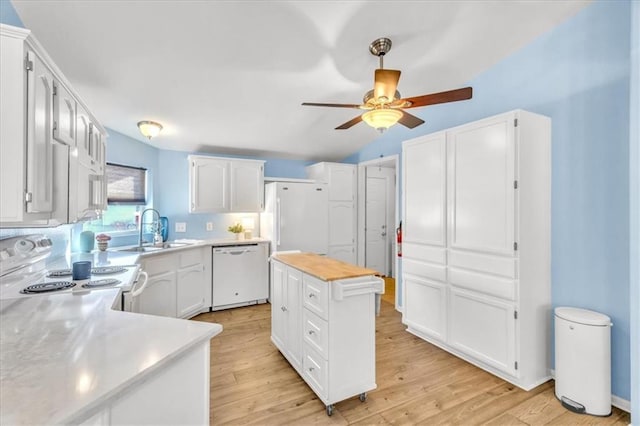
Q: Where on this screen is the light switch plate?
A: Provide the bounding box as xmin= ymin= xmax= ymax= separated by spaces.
xmin=175 ymin=222 xmax=187 ymax=232
xmin=206 ymin=222 xmax=213 ymax=231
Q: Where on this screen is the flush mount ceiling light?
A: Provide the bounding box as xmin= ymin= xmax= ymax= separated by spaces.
xmin=137 ymin=120 xmax=163 ymax=140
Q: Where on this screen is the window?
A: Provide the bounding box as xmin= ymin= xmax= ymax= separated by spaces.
xmin=107 ymin=163 xmax=147 ymax=205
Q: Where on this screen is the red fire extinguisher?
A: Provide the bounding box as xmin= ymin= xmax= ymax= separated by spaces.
xmin=396 ymin=221 xmax=402 ymax=257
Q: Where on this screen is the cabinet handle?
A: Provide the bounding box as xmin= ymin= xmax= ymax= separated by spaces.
xmin=308 ymin=293 xmax=315 ymax=298
xmin=308 ymin=330 xmax=315 ymax=335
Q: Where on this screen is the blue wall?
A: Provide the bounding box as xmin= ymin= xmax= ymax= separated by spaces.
xmin=0 ymin=0 xmax=23 ymax=27
xmin=345 ymin=0 xmax=633 ymax=403
xmin=629 ymin=1 xmax=639 ymax=421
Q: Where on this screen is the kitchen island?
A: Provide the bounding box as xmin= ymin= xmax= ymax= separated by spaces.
xmin=0 ymin=288 xmax=221 ymax=425
xmin=270 ymin=252 xmax=383 ymax=416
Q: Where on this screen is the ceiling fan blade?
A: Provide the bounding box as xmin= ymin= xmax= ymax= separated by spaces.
xmin=302 ymin=102 xmax=362 ymax=109
xmin=335 ymin=115 xmax=363 ymax=130
xmin=374 ymin=69 xmax=401 ymax=103
xmin=402 ymin=87 xmax=473 ymax=109
xmin=398 ymin=111 xmax=425 ymax=129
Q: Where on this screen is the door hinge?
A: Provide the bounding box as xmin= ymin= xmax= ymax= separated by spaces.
xmin=514 ymin=118 xmax=518 ymax=127
xmin=52 ymin=85 xmax=57 ymax=96
xmin=24 ymin=59 xmax=33 ymax=71
xmin=25 ymin=192 xmax=32 ymax=203
xmin=514 ymin=180 xmax=518 ymax=189
xmin=514 ymin=310 xmax=518 ymax=320
xmin=53 ymin=120 xmax=58 ymax=131
xmin=515 ymin=361 xmax=518 ymax=370
xmin=514 ymin=242 xmax=518 ymax=251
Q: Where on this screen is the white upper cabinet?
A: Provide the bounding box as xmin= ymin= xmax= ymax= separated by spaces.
xmin=448 ymin=116 xmax=515 ymax=255
xmin=230 ymin=160 xmax=264 ymax=212
xmin=0 ymin=24 xmax=107 ymax=226
xmin=52 ymin=80 xmax=75 ymax=146
xmin=189 ymin=155 xmax=264 ymax=213
xmin=189 ymin=157 xmax=229 ymax=213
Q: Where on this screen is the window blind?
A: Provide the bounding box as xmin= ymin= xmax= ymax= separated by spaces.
xmin=106 ymin=163 xmax=147 ymax=204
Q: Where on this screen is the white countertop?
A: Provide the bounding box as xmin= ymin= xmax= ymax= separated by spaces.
xmin=0 ymin=289 xmax=222 ymax=425
xmin=62 ymin=237 xmax=271 ymax=268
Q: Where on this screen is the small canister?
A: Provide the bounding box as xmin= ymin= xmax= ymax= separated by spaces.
xmin=72 ymin=261 xmax=92 ymax=280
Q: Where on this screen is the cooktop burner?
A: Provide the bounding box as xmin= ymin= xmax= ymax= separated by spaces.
xmin=82 ymin=278 xmax=121 ymax=288
xmin=47 ymin=266 xmax=127 ymax=278
xmin=21 ymin=281 xmax=76 ymax=294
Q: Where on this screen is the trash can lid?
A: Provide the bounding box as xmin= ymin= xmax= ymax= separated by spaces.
xmin=555 ymin=307 xmax=611 ymax=326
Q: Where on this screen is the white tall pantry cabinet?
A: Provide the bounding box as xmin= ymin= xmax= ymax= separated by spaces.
xmin=306 ymin=162 xmax=357 ymax=263
xmin=402 ymin=110 xmax=551 ymax=390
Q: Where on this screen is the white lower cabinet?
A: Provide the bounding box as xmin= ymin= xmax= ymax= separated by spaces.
xmin=403 ymin=275 xmax=447 ymax=342
xmin=448 ymin=287 xmax=516 ymax=376
xmin=270 ymin=258 xmax=382 ymax=415
xmin=137 ymin=247 xmax=210 ymax=319
xmin=79 ymin=341 xmax=210 ymax=425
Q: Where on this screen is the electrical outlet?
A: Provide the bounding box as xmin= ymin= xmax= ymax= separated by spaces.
xmin=175 ymin=222 xmax=187 ymax=233
xmin=206 ymin=222 xmax=213 ymax=231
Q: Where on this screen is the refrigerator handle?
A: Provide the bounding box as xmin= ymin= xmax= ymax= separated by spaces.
xmin=276 ymin=197 xmax=281 ymax=247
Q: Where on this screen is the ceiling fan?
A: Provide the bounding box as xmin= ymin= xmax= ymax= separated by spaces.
xmin=302 ymin=38 xmax=472 ymax=132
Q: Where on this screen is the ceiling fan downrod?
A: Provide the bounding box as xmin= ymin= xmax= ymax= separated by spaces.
xmin=369 ymin=37 xmax=392 ymax=69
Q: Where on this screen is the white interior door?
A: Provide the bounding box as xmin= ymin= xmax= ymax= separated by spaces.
xmin=365 ymin=173 xmax=387 ymax=275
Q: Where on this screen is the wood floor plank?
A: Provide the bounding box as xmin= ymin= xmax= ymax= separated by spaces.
xmin=192 ymin=299 xmax=630 ymax=425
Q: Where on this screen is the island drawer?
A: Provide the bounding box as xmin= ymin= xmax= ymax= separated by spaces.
xmin=303 ymin=308 xmax=328 ymax=359
xmin=302 ymin=343 xmax=328 ymax=400
xmin=303 ymin=274 xmax=329 ymax=320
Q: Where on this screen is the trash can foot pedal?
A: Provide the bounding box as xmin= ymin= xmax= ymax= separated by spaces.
xmin=560 ymin=396 xmax=586 ymax=414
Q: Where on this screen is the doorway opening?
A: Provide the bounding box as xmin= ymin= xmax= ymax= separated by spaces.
xmin=357 ymin=155 xmax=399 ymax=310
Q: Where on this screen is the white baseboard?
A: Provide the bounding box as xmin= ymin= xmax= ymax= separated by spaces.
xmin=549 ymin=369 xmax=630 ymax=413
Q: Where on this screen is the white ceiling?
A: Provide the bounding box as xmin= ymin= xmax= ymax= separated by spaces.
xmin=12 ymin=0 xmax=590 ymax=161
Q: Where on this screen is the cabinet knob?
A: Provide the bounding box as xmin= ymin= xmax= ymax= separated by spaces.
xmin=308 ymin=330 xmax=315 ymax=335
xmin=281 ymin=306 xmax=287 ymax=312
xmin=308 ymin=367 xmax=315 ymax=372
xmin=308 ymin=293 xmax=315 ymax=298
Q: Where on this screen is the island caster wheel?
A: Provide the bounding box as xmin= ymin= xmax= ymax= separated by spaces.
xmin=326 ymin=404 xmax=334 ymax=416
xmin=359 ymin=392 xmax=367 ymax=402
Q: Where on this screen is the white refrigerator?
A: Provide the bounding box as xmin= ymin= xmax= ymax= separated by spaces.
xmin=260 ymin=182 xmax=328 ymax=254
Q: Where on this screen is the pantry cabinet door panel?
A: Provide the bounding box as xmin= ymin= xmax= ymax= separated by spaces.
xmin=403 ymin=133 xmax=446 ymax=246
xmin=448 ymin=116 xmax=515 ymax=255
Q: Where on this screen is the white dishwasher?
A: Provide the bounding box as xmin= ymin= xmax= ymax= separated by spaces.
xmin=212 ymin=243 xmax=269 ymax=310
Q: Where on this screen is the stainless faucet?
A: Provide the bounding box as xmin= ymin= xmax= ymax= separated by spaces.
xmin=138 ymin=208 xmax=161 ymax=248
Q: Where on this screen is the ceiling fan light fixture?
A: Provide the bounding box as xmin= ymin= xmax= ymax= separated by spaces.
xmin=137 ymin=120 xmax=163 ymax=140
xmin=362 ymin=108 xmax=402 ymax=132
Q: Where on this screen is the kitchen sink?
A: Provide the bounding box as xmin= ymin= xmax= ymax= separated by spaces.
xmin=116 ymin=242 xmax=191 ymax=252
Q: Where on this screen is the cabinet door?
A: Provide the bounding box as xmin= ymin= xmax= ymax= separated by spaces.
xmin=52 ymin=80 xmax=75 ymax=146
xmin=89 ymin=126 xmax=105 ymax=174
xmin=25 ymin=50 xmax=54 ymax=214
xmin=448 ymin=115 xmax=515 ymax=255
xmin=327 ymin=164 xmax=355 ymax=201
xmin=403 ymin=133 xmax=446 ymax=246
xmin=189 ymin=157 xmax=229 ymax=213
xmin=286 ymin=267 xmax=303 ymax=369
xmin=448 ymin=287 xmax=516 ymax=376
xmin=271 ymin=261 xmax=287 ymax=350
xmin=403 ymin=275 xmax=447 ymax=342
xmin=177 ymin=264 xmax=205 ymax=318
xmin=230 ymin=161 xmax=264 ymax=212
xmin=328 ymin=201 xmax=355 ymax=246
xmin=138 ymin=271 xmax=177 ymax=318
xmin=76 ymin=104 xmax=92 ymax=168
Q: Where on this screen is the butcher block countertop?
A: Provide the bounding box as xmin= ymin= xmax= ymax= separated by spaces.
xmin=272 ymin=252 xmax=379 ymax=281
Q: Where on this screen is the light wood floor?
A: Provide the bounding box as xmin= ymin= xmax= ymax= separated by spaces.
xmin=193 ymin=299 xmax=630 ymax=425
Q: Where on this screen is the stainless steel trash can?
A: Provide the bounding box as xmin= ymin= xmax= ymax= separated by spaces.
xmin=554 ymin=307 xmax=612 ymax=416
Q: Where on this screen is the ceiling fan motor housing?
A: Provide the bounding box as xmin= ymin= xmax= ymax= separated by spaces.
xmin=369 ymin=37 xmax=392 ymax=57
